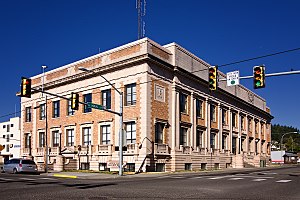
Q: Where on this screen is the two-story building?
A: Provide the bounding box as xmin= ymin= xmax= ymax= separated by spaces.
xmin=20 ymin=38 xmax=272 ymax=172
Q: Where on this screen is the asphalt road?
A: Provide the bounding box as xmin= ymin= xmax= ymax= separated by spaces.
xmin=0 ymin=166 xmax=299 ymax=200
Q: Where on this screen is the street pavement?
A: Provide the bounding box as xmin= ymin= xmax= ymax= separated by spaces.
xmin=41 ymin=164 xmax=300 ymax=179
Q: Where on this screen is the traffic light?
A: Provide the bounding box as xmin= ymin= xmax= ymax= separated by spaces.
xmin=71 ymin=92 xmax=79 ymax=110
xmin=208 ymin=66 xmax=218 ymax=91
xmin=20 ymin=77 xmax=31 ymax=98
xmin=253 ymin=65 xmax=265 ymax=89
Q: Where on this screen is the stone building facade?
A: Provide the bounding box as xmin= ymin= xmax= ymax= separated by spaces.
xmin=20 ymin=38 xmax=272 ymax=172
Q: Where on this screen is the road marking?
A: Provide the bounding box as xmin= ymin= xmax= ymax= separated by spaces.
xmin=232 ymin=175 xmax=274 ymax=179
xmin=252 ymin=179 xmax=267 ymax=182
xmin=276 ymin=180 xmax=292 ymax=183
xmin=228 ymin=177 xmax=244 ymax=180
xmin=0 ymin=178 xmax=13 ymax=181
xmin=209 ymin=176 xmax=227 ymax=180
xmin=53 ymin=174 xmax=77 ymax=179
xmin=171 ymin=176 xmax=185 ymax=179
xmin=20 ymin=178 xmax=35 ymax=181
xmin=40 ymin=177 xmax=56 ymax=180
xmin=189 ymin=176 xmax=203 ymax=179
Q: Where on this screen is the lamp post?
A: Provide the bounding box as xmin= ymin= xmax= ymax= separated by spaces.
xmin=78 ymin=67 xmax=124 ymax=176
xmin=280 ymin=131 xmax=298 ymax=165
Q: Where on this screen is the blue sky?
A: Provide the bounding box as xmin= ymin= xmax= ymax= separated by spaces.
xmin=0 ymin=0 xmax=299 ymax=130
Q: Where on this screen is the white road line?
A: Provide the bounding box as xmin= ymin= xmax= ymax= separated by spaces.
xmin=228 ymin=177 xmax=244 ymax=180
xmin=232 ymin=175 xmax=274 ymax=179
xmin=0 ymin=178 xmax=13 ymax=181
xmin=39 ymin=177 xmax=56 ymax=180
xmin=209 ymin=176 xmax=227 ymax=180
xmin=171 ymin=176 xmax=185 ymax=179
xmin=19 ymin=178 xmax=35 ymax=181
xmin=252 ymin=179 xmax=267 ymax=182
xmin=189 ymin=177 xmax=203 ymax=179
xmin=276 ymin=180 xmax=292 ymax=183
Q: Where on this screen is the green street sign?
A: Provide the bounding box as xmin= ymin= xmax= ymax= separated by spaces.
xmin=87 ymin=102 xmax=104 ymax=110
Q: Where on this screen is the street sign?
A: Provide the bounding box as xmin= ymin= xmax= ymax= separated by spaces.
xmin=87 ymin=102 xmax=104 ymax=110
xmin=227 ymin=71 xmax=239 ymax=86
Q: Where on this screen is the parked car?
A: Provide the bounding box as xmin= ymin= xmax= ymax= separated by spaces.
xmin=3 ymin=158 xmax=39 ymax=174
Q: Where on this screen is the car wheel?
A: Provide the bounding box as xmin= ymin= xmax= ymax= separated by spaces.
xmin=13 ymin=168 xmax=18 ymax=174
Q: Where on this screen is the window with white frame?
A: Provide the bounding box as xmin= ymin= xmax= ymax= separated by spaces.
xmin=180 ymin=127 xmax=188 ymax=146
xmin=66 ymin=129 xmax=74 ymax=146
xmin=210 ymin=133 xmax=216 ymax=149
xmin=126 ymin=122 xmax=136 ymax=144
xmin=210 ymin=104 xmax=216 ymax=122
xmin=67 ymin=99 xmax=75 ymax=116
xmin=196 ymin=99 xmax=203 ymax=118
xmin=39 ymin=132 xmax=45 ymax=147
xmin=25 ymin=107 xmax=31 ymax=122
xmin=52 ymin=130 xmax=59 ymax=147
xmin=179 ymin=93 xmax=188 ymax=113
xmin=222 ymin=109 xmax=227 ymax=125
xmin=83 ymin=93 xmax=92 ymax=113
xmin=40 ymin=104 xmax=46 ymax=120
xmin=125 ymin=84 xmax=136 ymax=106
xmin=101 ymin=125 xmax=111 ymax=145
xmin=53 ymin=101 xmax=60 ymax=118
xmin=82 ymin=127 xmax=91 ymax=146
xmin=155 ymin=122 xmax=164 ymax=144
xmin=102 ymin=90 xmax=111 ymax=109
xmin=196 ymin=130 xmax=203 ymax=148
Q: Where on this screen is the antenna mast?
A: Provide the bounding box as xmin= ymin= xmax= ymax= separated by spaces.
xmin=136 ymin=0 xmax=146 ymax=39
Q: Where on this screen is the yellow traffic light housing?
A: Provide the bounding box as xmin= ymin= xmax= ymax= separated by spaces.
xmin=208 ymin=66 xmax=218 ymax=91
xmin=71 ymin=92 xmax=79 ymax=110
xmin=20 ymin=77 xmax=31 ymax=98
xmin=253 ymin=65 xmax=265 ymax=89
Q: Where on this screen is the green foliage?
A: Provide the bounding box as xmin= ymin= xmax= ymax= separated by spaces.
xmin=271 ymin=124 xmax=300 ymax=152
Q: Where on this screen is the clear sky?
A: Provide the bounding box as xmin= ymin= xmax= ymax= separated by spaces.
xmin=0 ymin=0 xmax=299 ymax=129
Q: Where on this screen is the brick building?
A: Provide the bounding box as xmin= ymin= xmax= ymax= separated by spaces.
xmin=20 ymin=38 xmax=272 ymax=172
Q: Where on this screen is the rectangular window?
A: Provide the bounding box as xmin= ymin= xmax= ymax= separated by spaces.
xmin=126 ymin=122 xmax=136 ymax=144
xmin=210 ymin=105 xmax=216 ymax=122
xmin=155 ymin=122 xmax=164 ymax=144
xmin=125 ymin=84 xmax=136 ymax=106
xmin=83 ymin=93 xmax=92 ymax=113
xmin=241 ymin=116 xmax=245 ymax=130
xmin=222 ymin=135 xmax=227 ymax=150
xmin=66 ymin=129 xmax=74 ymax=146
xmin=25 ymin=107 xmax=31 ymax=122
xmin=53 ymin=101 xmax=60 ymax=118
xmin=82 ymin=127 xmax=91 ymax=146
xmin=6 ymin=125 xmax=10 ymax=132
xmin=102 ymin=90 xmax=111 ymax=109
xmin=248 ymin=119 xmax=252 ymax=131
xmin=179 ymin=93 xmax=188 ymax=113
xmin=101 ymin=125 xmax=111 ymax=145
xmin=39 ymin=132 xmax=45 ymax=147
xmin=6 ymin=134 xmax=9 ymax=142
xmin=180 ymin=127 xmax=188 ymax=146
xmin=52 ymin=131 xmax=59 ymax=147
xmin=232 ymin=113 xmax=236 ymax=127
xmin=25 ymin=133 xmax=30 ymax=148
xmin=40 ymin=103 xmax=46 ymax=120
xmin=196 ymin=99 xmax=203 ymax=118
xmin=67 ymin=99 xmax=75 ymax=116
xmin=196 ymin=130 xmax=203 ymax=148
xmin=210 ymin=133 xmax=215 ymax=149
xmin=232 ymin=137 xmax=237 ymax=154
xmin=222 ymin=109 xmax=227 ymax=125
xmin=10 ymin=124 xmax=14 ymax=127
xmin=255 ymin=121 xmax=258 ymax=133
xmin=6 ymin=144 xmax=9 ymax=152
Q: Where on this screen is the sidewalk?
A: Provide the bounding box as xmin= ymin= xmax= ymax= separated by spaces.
xmin=40 ymin=165 xmax=299 ymax=179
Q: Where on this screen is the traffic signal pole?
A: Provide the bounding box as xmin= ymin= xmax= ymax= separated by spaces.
xmin=219 ymin=69 xmax=300 ymax=81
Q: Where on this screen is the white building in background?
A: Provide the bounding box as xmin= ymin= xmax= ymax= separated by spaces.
xmin=0 ymin=117 xmax=21 ymax=163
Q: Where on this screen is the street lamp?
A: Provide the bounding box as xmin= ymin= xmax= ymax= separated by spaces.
xmin=78 ymin=67 xmax=124 ymax=176
xmin=280 ymin=131 xmax=298 ymax=164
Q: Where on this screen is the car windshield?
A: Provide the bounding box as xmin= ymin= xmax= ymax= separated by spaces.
xmin=22 ymin=160 xmax=36 ymax=165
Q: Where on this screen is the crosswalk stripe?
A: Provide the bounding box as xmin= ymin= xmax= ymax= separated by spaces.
xmin=276 ymin=180 xmax=292 ymax=183
xmin=0 ymin=178 xmax=13 ymax=181
xmin=171 ymin=176 xmax=185 ymax=179
xmin=252 ymin=179 xmax=267 ymax=182
xmin=20 ymin=178 xmax=35 ymax=181
xmin=209 ymin=176 xmax=226 ymax=180
xmin=40 ymin=177 xmax=56 ymax=180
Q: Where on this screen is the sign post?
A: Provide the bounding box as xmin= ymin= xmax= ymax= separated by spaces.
xmin=227 ymin=71 xmax=240 ymax=86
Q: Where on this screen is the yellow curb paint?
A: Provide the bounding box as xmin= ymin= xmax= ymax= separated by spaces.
xmin=53 ymin=174 xmax=77 ymax=179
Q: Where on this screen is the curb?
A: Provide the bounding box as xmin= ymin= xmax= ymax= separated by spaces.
xmin=53 ymin=174 xmax=77 ymax=179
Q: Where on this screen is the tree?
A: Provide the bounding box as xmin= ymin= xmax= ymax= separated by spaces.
xmin=271 ymin=124 xmax=300 ymax=152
